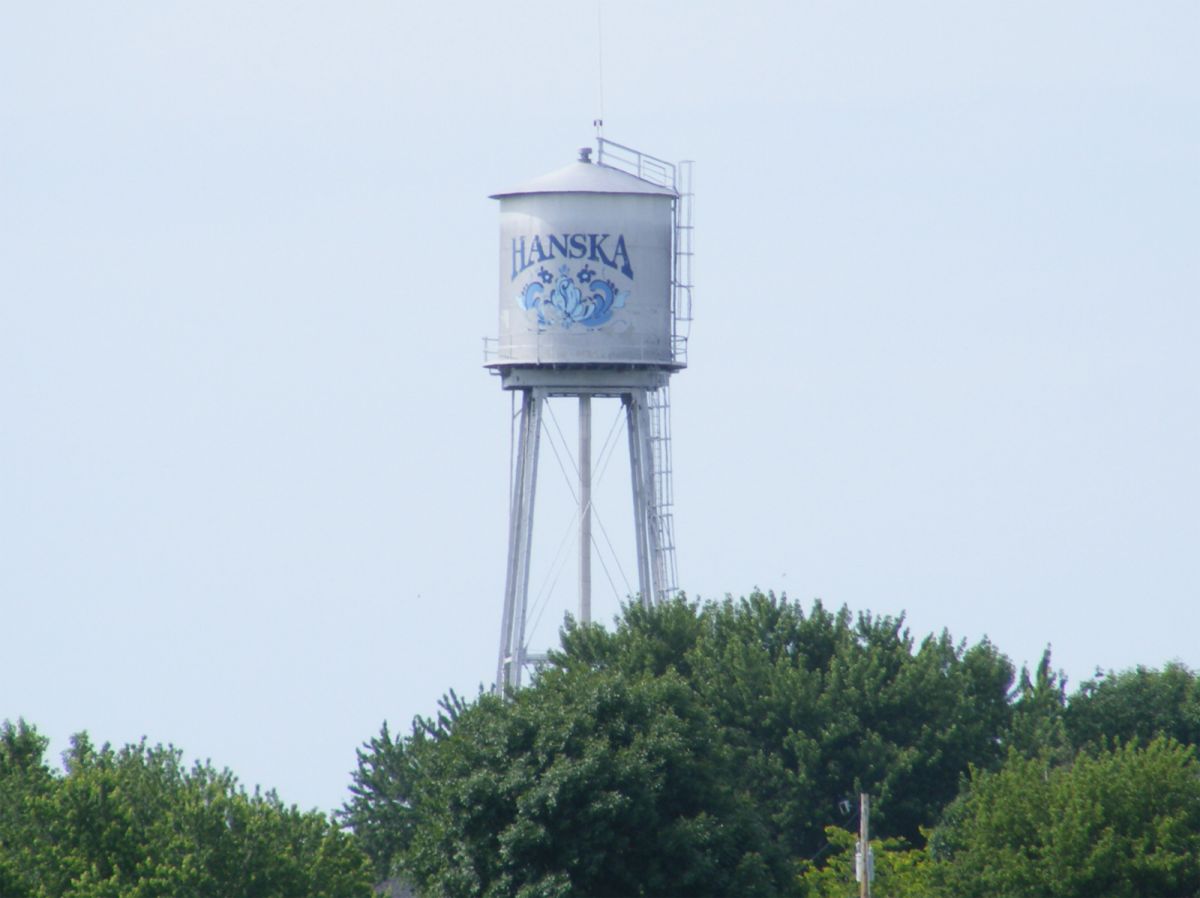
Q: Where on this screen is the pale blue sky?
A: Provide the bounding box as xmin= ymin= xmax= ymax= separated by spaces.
xmin=2 ymin=2 xmax=1197 ymax=814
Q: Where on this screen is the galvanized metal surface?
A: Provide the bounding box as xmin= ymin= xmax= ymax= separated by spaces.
xmin=578 ymin=395 xmax=592 ymax=624
xmin=493 ymin=191 xmax=675 ymax=368
xmin=672 ymin=161 xmax=695 ymax=365
xmin=597 ymin=140 xmax=693 ymax=369
xmin=625 ymin=389 xmax=659 ymax=605
xmin=596 ymin=139 xmax=676 ymax=190
xmin=491 ymin=145 xmax=692 ymax=693
xmin=647 ymin=385 xmax=678 ymax=597
xmin=494 ymin=385 xmax=664 ymax=692
xmin=496 ymin=390 xmax=543 ymax=693
xmin=496 ymin=365 xmax=668 ymax=393
xmin=490 ymin=159 xmax=677 ymax=199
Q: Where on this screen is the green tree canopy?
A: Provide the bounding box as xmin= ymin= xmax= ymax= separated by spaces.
xmin=340 ymin=720 xmax=421 ymax=883
xmin=933 ymin=738 xmax=1200 ymax=898
xmin=552 ymin=593 xmax=1015 ymax=856
xmin=1004 ymin=648 xmax=1072 ymax=763
xmin=0 ymin=720 xmax=54 ymax=898
xmin=0 ymin=720 xmax=371 ymax=898
xmin=347 ymin=593 xmax=1020 ymax=896
xmin=1066 ymin=661 xmax=1200 ymax=751
xmin=401 ymin=668 xmax=774 ymax=898
xmin=797 ymin=826 xmax=940 ymax=898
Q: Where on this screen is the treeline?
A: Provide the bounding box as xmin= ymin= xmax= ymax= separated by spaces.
xmin=0 ymin=726 xmax=371 ymax=898
xmin=4 ymin=593 xmax=1200 ymax=897
xmin=342 ymin=593 xmax=1200 ymax=897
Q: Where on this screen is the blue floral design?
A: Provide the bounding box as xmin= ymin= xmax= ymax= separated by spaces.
xmin=514 ymin=265 xmax=629 ymax=330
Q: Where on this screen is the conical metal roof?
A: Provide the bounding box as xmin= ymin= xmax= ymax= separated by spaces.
xmin=491 ymin=158 xmax=676 ymax=199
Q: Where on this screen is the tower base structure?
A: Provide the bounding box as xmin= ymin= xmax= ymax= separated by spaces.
xmin=494 ymin=365 xmax=677 ymax=693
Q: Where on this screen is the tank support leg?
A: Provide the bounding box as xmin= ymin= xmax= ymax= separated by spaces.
xmin=578 ymin=395 xmax=592 ymax=624
xmin=496 ymin=388 xmax=543 ymax=693
xmin=625 ymin=390 xmax=660 ymax=607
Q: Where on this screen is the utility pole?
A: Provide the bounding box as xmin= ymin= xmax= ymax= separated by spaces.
xmin=857 ymin=792 xmax=871 ymax=898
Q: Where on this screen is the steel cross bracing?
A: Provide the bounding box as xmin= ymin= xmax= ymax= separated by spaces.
xmin=496 ymin=385 xmax=668 ymax=693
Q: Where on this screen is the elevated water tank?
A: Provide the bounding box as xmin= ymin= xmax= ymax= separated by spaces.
xmin=489 ymin=150 xmax=678 ymax=369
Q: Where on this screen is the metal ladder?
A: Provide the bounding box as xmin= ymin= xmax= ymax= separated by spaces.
xmin=596 ymin=139 xmax=692 ymax=602
xmin=647 ymin=384 xmax=678 ymax=597
xmin=596 ymin=140 xmax=693 ymax=366
xmin=672 ymin=160 xmax=694 ymax=366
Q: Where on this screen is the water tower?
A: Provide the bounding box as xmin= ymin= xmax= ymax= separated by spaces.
xmin=486 ymin=139 xmax=693 ymax=691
